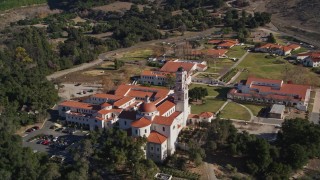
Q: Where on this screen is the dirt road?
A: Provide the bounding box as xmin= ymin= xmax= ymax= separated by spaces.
xmin=46 ymin=27 xmax=218 ymax=81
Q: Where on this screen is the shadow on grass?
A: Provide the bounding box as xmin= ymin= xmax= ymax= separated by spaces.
xmin=214 ymin=87 xmax=231 ymax=99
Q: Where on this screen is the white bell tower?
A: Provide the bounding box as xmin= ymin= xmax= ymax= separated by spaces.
xmin=174 ymin=67 xmax=190 ymax=127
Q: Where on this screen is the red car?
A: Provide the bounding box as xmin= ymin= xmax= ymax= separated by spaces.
xmin=41 ymin=140 xmax=50 ymax=145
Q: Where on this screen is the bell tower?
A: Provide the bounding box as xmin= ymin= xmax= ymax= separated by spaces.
xmin=174 ymin=67 xmax=190 ymax=126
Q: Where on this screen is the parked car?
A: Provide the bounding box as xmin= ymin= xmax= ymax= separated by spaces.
xmin=74 ymin=83 xmax=81 ymax=86
xmin=52 ymin=137 xmax=59 ymax=142
xmin=37 ymin=140 xmax=44 ymax=144
xmin=41 ymin=140 xmax=50 ymax=145
xmin=55 ymin=127 xmax=63 ymax=132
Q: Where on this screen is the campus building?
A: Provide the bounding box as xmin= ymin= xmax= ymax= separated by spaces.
xmin=58 ymin=68 xmax=211 ymax=162
xmin=139 ymin=60 xmax=207 ymax=86
xmin=255 ymin=43 xmax=301 ymax=56
xmin=227 ymin=77 xmax=311 ymax=111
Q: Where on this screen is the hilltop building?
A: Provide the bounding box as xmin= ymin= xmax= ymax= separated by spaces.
xmin=58 ymin=68 xmax=211 ymax=162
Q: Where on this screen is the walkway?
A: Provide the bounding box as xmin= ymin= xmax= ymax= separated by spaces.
xmin=236 ymin=102 xmax=254 ymax=121
xmin=226 ymin=70 xmax=241 ymax=84
xmin=217 ymin=51 xmax=249 ymax=80
xmin=216 ymin=100 xmax=230 ymax=114
xmin=310 ymin=89 xmax=320 ymax=124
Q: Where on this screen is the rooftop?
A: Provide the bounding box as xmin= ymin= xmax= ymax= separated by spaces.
xmin=147 ymin=131 xmax=167 ymax=144
xmin=270 ymin=104 xmax=285 ymax=114
xmin=131 ymin=117 xmax=152 ymax=128
xmin=160 ymin=61 xmax=195 ymax=73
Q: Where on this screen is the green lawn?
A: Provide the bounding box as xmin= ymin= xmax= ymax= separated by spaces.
xmin=236 ymin=53 xmax=287 ymax=81
xmin=220 ymin=102 xmax=251 ymax=121
xmin=0 ymin=0 xmax=46 ymax=11
xmin=243 ymin=104 xmax=266 ymax=116
xmin=189 ymin=84 xmax=231 ymax=98
xmin=235 ymin=52 xmax=320 ymax=87
xmin=226 ymin=45 xmax=246 ymax=58
xmin=191 ymin=98 xmax=226 ymax=114
xmin=120 ymin=49 xmax=153 ymax=61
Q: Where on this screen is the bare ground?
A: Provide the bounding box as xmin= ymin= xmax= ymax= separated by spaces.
xmin=0 ymin=4 xmax=61 ymax=30
xmin=92 ymin=1 xmax=145 ymax=12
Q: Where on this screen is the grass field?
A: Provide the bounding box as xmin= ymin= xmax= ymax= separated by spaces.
xmin=226 ymin=46 xmax=246 ymax=58
xmin=0 ymin=0 xmax=46 ymax=11
xmin=291 ymin=47 xmax=308 ymax=55
xmin=220 ymin=102 xmax=251 ymax=121
xmin=191 ymin=98 xmax=225 ymax=114
xmin=235 ymin=52 xmax=320 ymax=86
xmin=119 ymin=49 xmax=153 ymax=61
xmin=206 ymin=59 xmax=235 ymax=73
xmin=243 ymin=104 xmax=266 ymax=116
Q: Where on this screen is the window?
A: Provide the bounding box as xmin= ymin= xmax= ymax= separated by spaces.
xmin=163 ymin=127 xmax=165 ymax=132
xmin=145 ymin=129 xmax=147 ymax=133
xmin=124 ymin=121 xmax=127 ymax=125
xmin=173 ymin=125 xmax=175 ymax=129
xmin=151 ymin=147 xmax=153 ymax=150
xmin=157 ymin=148 xmax=159 ymax=152
xmin=135 ymin=129 xmax=138 ymax=134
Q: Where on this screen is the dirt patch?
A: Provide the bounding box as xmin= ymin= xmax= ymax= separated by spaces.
xmin=72 ymin=16 xmax=86 ymax=23
xmin=92 ymin=1 xmax=145 ymax=12
xmin=0 ymin=5 xmax=61 ymax=30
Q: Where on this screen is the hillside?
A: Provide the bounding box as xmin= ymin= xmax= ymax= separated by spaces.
xmin=246 ymin=0 xmax=320 ymax=47
xmin=0 ymin=0 xmax=46 ymax=11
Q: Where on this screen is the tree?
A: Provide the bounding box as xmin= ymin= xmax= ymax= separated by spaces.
xmin=165 ymin=74 xmax=175 ymax=88
xmin=284 ymin=144 xmax=308 ymax=169
xmin=268 ymin=33 xmax=276 ymax=43
xmin=189 ymin=87 xmax=208 ymax=101
xmin=114 ymin=59 xmax=124 ymax=70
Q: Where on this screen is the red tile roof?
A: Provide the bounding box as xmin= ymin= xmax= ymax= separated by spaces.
xmin=60 ymin=101 xmax=95 ymax=110
xmin=115 ymin=85 xmax=170 ymax=105
xmin=208 ymin=39 xmax=223 ymax=44
xmin=153 ymin=112 xmax=181 ymax=126
xmin=206 ymin=49 xmax=228 ymax=56
xmin=199 ymin=112 xmax=214 ymax=118
xmin=131 ymin=117 xmax=152 ymax=128
xmin=188 ymin=114 xmax=199 ymax=119
xmin=147 ymin=131 xmax=167 ymax=144
xmin=197 ymin=64 xmax=207 ymax=70
xmin=160 ymin=61 xmax=195 ymax=73
xmin=286 ymin=44 xmax=301 ymax=50
xmin=157 ymin=100 xmax=175 ymax=115
xmin=297 ymin=52 xmax=320 ymax=58
xmin=217 ymin=41 xmax=236 ymax=48
xmin=113 ymin=97 xmax=134 ymax=107
xmin=92 ymin=93 xmax=122 ymax=100
xmin=101 ymin=102 xmax=111 ymax=107
xmin=246 ymin=77 xmax=283 ymax=86
xmin=139 ymin=102 xmax=157 ymax=112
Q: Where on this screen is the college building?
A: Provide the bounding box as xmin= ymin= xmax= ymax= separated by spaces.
xmin=227 ymin=77 xmax=311 ymax=111
xmin=58 ymin=68 xmax=211 ymax=162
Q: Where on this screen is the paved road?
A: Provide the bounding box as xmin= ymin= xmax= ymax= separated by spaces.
xmin=46 ymin=27 xmax=219 ymax=81
xmin=217 ymin=51 xmax=249 ymax=80
xmin=310 ymin=89 xmax=320 ymax=124
xmin=216 ymin=100 xmax=230 ymax=114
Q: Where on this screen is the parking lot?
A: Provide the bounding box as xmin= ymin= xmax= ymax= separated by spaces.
xmin=22 ymin=119 xmax=88 ymax=162
xmin=58 ymin=83 xmax=101 ymax=100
